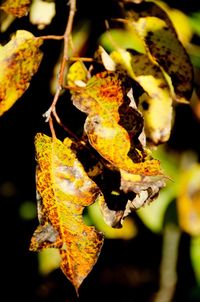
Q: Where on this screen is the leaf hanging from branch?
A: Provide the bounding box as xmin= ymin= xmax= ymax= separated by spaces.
xmin=0 ymin=0 xmax=31 ymax=17
xmin=0 ymin=30 xmax=43 ymax=116
xmin=109 ymin=48 xmax=173 ymax=145
xmin=123 ymin=0 xmax=194 ymax=103
xmin=68 ymin=66 xmax=162 ymax=176
xmin=30 ymin=133 xmax=104 ymax=293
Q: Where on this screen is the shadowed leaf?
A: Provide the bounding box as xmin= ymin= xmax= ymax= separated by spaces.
xmin=110 ymin=49 xmax=173 ymax=144
xmin=123 ymin=1 xmax=193 ymax=102
xmin=0 ymin=0 xmax=31 ymax=17
xmin=0 ymin=30 xmax=43 ymax=116
xmin=30 ymin=133 xmax=104 ymax=293
xmin=68 ymin=65 xmax=162 ymax=176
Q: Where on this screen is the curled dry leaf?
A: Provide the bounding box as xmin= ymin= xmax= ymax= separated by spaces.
xmin=0 ymin=0 xmax=31 ymax=17
xmin=0 ymin=30 xmax=43 ymax=116
xmin=68 ymin=61 xmax=166 ymax=228
xmin=30 ymin=133 xmax=104 ymax=293
xmin=120 ymin=170 xmax=166 ymax=220
xmin=68 ymin=64 xmax=162 ymax=176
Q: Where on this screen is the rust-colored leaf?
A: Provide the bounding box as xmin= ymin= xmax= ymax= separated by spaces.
xmin=123 ymin=1 xmax=194 ymax=102
xmin=0 ymin=30 xmax=43 ymax=116
xmin=0 ymin=0 xmax=31 ymax=17
xmin=68 ymin=66 xmax=162 ymax=176
xmin=30 ymin=133 xmax=104 ymax=293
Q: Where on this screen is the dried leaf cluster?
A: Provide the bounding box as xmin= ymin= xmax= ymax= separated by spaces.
xmin=0 ymin=0 xmax=194 ymax=293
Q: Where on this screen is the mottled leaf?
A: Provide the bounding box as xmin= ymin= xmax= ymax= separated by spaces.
xmin=110 ymin=49 xmax=173 ymax=144
xmin=30 ymin=133 xmax=104 ymax=292
xmin=0 ymin=30 xmax=43 ymax=116
xmin=123 ymin=1 xmax=194 ymax=102
xmin=0 ymin=0 xmax=31 ymax=17
xmin=68 ymin=65 xmax=162 ymax=176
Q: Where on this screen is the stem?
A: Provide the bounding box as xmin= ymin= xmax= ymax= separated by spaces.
xmin=38 ymin=35 xmax=64 ymax=41
xmin=153 ymin=224 xmax=181 ymax=302
xmin=59 ymin=0 xmax=76 ymax=86
xmin=42 ymin=0 xmax=77 ymax=135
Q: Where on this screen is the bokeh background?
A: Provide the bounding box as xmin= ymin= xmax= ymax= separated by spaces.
xmin=1 ymin=0 xmax=200 ymax=301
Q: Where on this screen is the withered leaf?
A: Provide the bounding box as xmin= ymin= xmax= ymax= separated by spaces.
xmin=0 ymin=30 xmax=43 ymax=116
xmin=98 ymin=170 xmax=166 ymax=228
xmin=68 ymin=65 xmax=162 ymax=176
xmin=30 ymin=133 xmax=104 ymax=292
xmin=0 ymin=0 xmax=31 ymax=17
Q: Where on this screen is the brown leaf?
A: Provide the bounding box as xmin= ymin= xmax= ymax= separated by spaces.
xmin=30 ymin=133 xmax=104 ymax=293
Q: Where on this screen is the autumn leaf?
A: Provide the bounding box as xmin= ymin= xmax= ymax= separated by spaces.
xmin=0 ymin=0 xmax=31 ymax=17
xmin=30 ymin=133 xmax=104 ymax=293
xmin=68 ymin=65 xmax=162 ymax=176
xmin=177 ymin=164 xmax=200 ymax=236
xmin=109 ymin=48 xmax=173 ymax=144
xmin=123 ymin=0 xmax=194 ymax=102
xmin=0 ymin=30 xmax=43 ymax=117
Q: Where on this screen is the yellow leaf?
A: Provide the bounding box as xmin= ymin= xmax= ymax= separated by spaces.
xmin=68 ymin=67 xmax=162 ymax=176
xmin=177 ymin=164 xmax=200 ymax=236
xmin=110 ymin=49 xmax=173 ymax=144
xmin=0 ymin=30 xmax=43 ymax=116
xmin=123 ymin=1 xmax=193 ymax=102
xmin=30 ymin=133 xmax=103 ymax=293
xmin=134 ymin=16 xmax=193 ymax=102
xmin=0 ymin=0 xmax=31 ymax=17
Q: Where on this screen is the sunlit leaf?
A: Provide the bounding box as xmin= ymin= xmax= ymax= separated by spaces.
xmin=123 ymin=0 xmax=194 ymax=103
xmin=0 ymin=0 xmax=31 ymax=17
xmin=99 ymin=27 xmax=145 ymax=54
xmin=0 ymin=30 xmax=43 ymax=116
xmin=177 ymin=164 xmax=200 ymax=236
xmin=29 ymin=0 xmax=56 ymax=30
xmin=68 ymin=65 xmax=162 ymax=176
xmin=30 ymin=133 xmax=104 ymax=293
xmin=110 ymin=49 xmax=173 ymax=144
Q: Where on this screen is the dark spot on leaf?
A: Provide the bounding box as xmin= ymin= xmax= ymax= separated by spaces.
xmin=141 ymin=101 xmax=149 ymax=110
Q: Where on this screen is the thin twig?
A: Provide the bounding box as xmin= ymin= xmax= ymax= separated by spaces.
xmin=153 ymin=224 xmax=181 ymax=302
xmin=42 ymin=0 xmax=77 ymax=135
xmin=59 ymin=0 xmax=76 ymax=86
xmin=37 ymin=35 xmax=64 ymax=41
xmin=49 ymin=117 xmax=56 ymax=138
